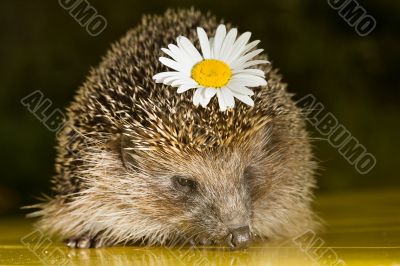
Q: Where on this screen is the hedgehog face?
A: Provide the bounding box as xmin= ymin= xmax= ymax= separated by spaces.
xmin=121 ymin=147 xmax=258 ymax=249
xmin=167 ymin=156 xmax=253 ymax=249
xmin=113 ymin=127 xmax=278 ymax=248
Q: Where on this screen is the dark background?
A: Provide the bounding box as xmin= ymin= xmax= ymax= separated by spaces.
xmin=0 ymin=0 xmax=398 ymax=216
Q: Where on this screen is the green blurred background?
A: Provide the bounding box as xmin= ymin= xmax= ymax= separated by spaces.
xmin=0 ymin=0 xmax=398 ymax=217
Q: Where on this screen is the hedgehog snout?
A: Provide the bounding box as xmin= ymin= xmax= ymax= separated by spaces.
xmin=220 ymin=211 xmax=252 ymax=249
xmin=225 ymin=225 xmax=251 ymax=250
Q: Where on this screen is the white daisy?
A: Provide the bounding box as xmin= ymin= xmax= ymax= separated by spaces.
xmin=153 ymin=24 xmax=269 ymax=111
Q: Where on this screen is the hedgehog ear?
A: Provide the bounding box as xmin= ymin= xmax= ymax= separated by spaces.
xmin=119 ymin=133 xmax=138 ymax=171
xmin=261 ymin=122 xmax=274 ymax=151
xmin=248 ymin=121 xmax=274 ymax=154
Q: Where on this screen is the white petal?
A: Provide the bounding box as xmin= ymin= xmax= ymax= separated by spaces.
xmin=161 ymin=48 xmax=178 ymax=61
xmin=200 ymin=97 xmax=211 ymax=107
xmin=163 ymin=75 xmax=188 ymax=85
xmin=159 ymin=57 xmax=188 ymax=74
xmin=227 ymin=79 xmax=250 ymax=88
xmin=242 ymin=40 xmax=261 ymax=55
xmin=240 ymin=48 xmax=264 ymax=62
xmin=225 ymin=32 xmax=251 ymax=64
xmin=233 ymin=68 xmax=265 ymax=77
xmin=230 ymin=91 xmax=255 ymax=106
xmin=162 ymin=46 xmax=199 ymax=70
xmin=177 ymin=36 xmax=203 ymax=63
xmin=220 ymin=87 xmax=235 ymax=108
xmin=199 ymin=89 xmax=212 ymax=107
xmin=193 ymin=88 xmax=204 ymax=106
xmin=171 ymin=78 xmax=197 ymax=87
xmin=232 ymin=73 xmax=266 ymax=81
xmin=153 ymin=71 xmax=181 ymax=82
xmin=226 ymin=83 xmax=255 ymax=95
xmin=168 ymin=44 xmax=196 ymax=69
xmin=230 ymin=74 xmax=267 ymax=87
xmin=205 ymin=87 xmax=217 ymax=98
xmin=235 ymin=60 xmax=270 ymax=70
xmin=177 ymin=84 xmax=197 ymax=93
xmin=212 ymin=25 xmax=227 ymax=59
xmin=230 ymin=49 xmax=264 ymax=69
xmin=197 ymin=27 xmax=211 ymax=59
xmin=209 ymin=37 xmax=214 ymax=57
xmin=216 ymin=90 xmax=227 ymax=111
xmin=220 ymin=28 xmax=237 ymax=61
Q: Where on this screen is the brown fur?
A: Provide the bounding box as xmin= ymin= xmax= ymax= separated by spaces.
xmin=28 ymin=8 xmax=318 ymax=248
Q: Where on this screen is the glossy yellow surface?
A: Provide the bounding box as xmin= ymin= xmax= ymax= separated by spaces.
xmin=0 ymin=189 xmax=399 ymax=266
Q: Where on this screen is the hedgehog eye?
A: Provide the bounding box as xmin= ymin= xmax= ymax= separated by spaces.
xmin=172 ymin=176 xmax=197 ymax=193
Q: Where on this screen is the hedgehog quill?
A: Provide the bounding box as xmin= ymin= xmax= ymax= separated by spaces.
xmin=28 ymin=9 xmax=318 ymax=250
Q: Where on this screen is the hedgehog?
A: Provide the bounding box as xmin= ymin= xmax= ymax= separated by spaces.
xmin=29 ymin=8 xmax=318 ymax=250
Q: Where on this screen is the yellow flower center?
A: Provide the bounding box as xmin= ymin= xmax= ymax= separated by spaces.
xmin=191 ymin=59 xmax=232 ymax=88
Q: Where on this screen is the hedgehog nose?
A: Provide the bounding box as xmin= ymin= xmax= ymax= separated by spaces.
xmin=226 ymin=226 xmax=251 ymax=250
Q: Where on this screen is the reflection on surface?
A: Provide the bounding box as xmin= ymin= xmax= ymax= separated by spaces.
xmin=63 ymin=242 xmax=313 ymax=266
